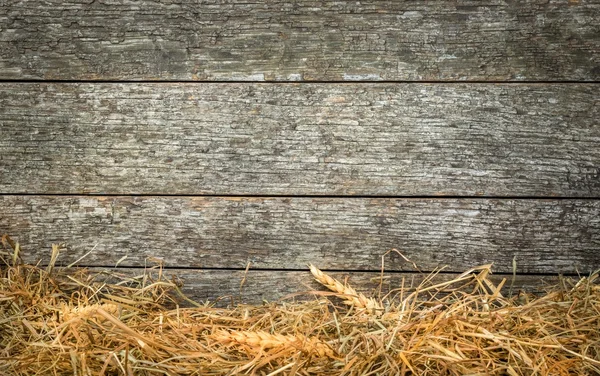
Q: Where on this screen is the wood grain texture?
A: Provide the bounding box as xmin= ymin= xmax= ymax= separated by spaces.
xmin=85 ymin=268 xmax=562 ymax=305
xmin=1 ymin=1 xmax=598 ymax=81
xmin=2 ymin=196 xmax=598 ymax=274
xmin=1 ymin=83 xmax=599 ymax=196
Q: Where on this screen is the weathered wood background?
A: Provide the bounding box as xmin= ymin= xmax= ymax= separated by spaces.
xmin=1 ymin=1 xmax=599 ymax=303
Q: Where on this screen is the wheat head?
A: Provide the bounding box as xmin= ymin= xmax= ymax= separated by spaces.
xmin=62 ymin=302 xmax=119 ymax=322
xmin=308 ymin=264 xmax=382 ymax=314
xmin=212 ymin=330 xmax=335 ymax=358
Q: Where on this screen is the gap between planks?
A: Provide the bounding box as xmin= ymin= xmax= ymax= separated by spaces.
xmin=81 ymin=268 xmax=569 ymax=305
xmin=50 ymin=264 xmax=585 ymax=278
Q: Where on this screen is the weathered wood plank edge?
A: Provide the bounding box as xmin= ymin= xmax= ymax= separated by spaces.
xmin=3 ymin=194 xmax=600 ymax=200
xmin=2 ymin=80 xmax=600 ymax=84
xmin=80 ymin=268 xmax=567 ymax=305
xmin=17 ymin=259 xmax=591 ymax=278
xmin=2 ymin=82 xmax=599 ymax=196
xmin=2 ymin=0 xmax=598 ymax=81
xmin=2 ymin=195 xmax=598 ymax=274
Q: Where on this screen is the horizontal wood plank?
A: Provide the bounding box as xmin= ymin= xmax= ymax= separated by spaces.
xmin=2 ymin=196 xmax=598 ymax=274
xmin=1 ymin=83 xmax=599 ymax=196
xmin=83 ymin=268 xmax=563 ymax=305
xmin=1 ymin=1 xmax=598 ymax=81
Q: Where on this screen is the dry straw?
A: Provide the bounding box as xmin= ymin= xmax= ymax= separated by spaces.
xmin=1 ymin=235 xmax=599 ymax=375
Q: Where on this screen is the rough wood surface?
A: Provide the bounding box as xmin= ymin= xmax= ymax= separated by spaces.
xmin=1 ymin=1 xmax=598 ymax=81
xmin=2 ymin=196 xmax=598 ymax=274
xmin=85 ymin=268 xmax=562 ymax=305
xmin=1 ymin=83 xmax=599 ymax=196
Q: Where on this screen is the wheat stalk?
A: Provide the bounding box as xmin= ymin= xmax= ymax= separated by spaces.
xmin=212 ymin=330 xmax=335 ymax=358
xmin=309 ymin=264 xmax=382 ymax=314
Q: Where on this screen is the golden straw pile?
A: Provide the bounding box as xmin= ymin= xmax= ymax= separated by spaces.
xmin=1 ymin=236 xmax=599 ymax=375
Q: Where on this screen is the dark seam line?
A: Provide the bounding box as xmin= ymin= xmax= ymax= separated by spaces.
xmin=0 ymin=79 xmax=598 ymax=84
xmin=1 ymin=193 xmax=599 ymax=200
xmin=45 ymin=264 xmax=585 ymax=278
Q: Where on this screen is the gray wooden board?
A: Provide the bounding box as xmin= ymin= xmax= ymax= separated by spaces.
xmin=2 ymin=196 xmax=598 ymax=274
xmin=1 ymin=83 xmax=599 ymax=197
xmin=1 ymin=1 xmax=598 ymax=81
xmin=82 ymin=268 xmax=563 ymax=306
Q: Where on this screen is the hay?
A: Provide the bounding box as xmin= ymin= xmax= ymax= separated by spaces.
xmin=1 ymin=236 xmax=599 ymax=375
